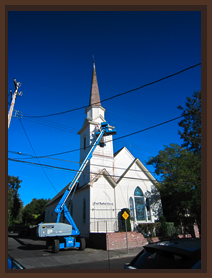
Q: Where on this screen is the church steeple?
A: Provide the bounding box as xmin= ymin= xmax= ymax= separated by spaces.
xmin=77 ymin=60 xmax=114 ymax=187
xmin=89 ymin=60 xmax=101 ymax=107
xmin=83 ymin=60 xmax=105 ymax=122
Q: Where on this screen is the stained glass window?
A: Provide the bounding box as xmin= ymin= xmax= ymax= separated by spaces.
xmin=146 ymin=198 xmax=151 ymax=221
xmin=134 ymin=187 xmax=146 ymax=221
xmin=134 ymin=186 xmax=144 ymax=196
xmin=129 ymin=197 xmax=134 ymax=220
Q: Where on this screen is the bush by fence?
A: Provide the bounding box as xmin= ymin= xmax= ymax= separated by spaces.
xmin=135 ymin=222 xmax=159 ymax=237
xmin=136 ymin=220 xmax=182 ymax=238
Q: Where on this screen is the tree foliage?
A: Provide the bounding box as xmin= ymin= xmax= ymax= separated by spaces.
xmin=178 ymin=91 xmax=201 ymax=155
xmin=147 ymin=144 xmax=201 ymax=223
xmin=8 ymin=175 xmax=23 ymax=223
xmin=147 ymin=92 xmax=201 ymax=228
xmin=22 ymin=198 xmax=50 ymax=225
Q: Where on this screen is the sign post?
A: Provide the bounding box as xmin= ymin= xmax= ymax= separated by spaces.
xmin=122 ymin=211 xmax=129 ymax=253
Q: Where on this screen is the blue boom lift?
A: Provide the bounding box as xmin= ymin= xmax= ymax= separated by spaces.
xmin=37 ymin=121 xmax=116 ymax=253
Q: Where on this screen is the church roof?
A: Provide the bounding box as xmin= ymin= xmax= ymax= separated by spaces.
xmin=45 ymin=146 xmax=158 ymax=207
xmin=114 ymin=147 xmax=125 ymax=157
xmin=89 ymin=61 xmax=101 ymax=106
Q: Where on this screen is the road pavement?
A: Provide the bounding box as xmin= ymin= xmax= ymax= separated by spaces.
xmin=8 ymin=233 xmax=143 ymax=269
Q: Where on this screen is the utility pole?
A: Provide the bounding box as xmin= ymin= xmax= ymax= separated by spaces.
xmin=8 ymin=79 xmax=23 ymax=129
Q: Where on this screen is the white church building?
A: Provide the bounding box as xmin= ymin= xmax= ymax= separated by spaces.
xmin=44 ymin=62 xmax=163 ymax=243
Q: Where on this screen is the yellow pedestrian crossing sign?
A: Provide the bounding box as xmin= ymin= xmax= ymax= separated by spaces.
xmin=122 ymin=211 xmax=129 ymax=220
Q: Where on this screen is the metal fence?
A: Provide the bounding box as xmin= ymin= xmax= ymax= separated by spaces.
xmin=90 ymin=218 xmax=119 ymax=233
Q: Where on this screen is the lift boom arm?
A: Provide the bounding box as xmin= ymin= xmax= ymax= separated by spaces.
xmin=54 ymin=122 xmax=116 ymax=228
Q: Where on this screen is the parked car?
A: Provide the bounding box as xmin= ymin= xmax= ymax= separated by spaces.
xmin=8 ymin=255 xmax=25 ymax=269
xmin=124 ymin=238 xmax=201 ymax=269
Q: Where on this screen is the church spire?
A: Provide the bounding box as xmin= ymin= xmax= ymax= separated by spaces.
xmin=89 ymin=59 xmax=101 ymax=107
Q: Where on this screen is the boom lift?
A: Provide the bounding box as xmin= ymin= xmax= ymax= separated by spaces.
xmin=37 ymin=121 xmax=116 ymax=253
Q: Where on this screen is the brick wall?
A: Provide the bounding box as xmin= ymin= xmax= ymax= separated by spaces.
xmin=194 ymin=224 xmax=200 ymax=238
xmin=88 ymin=230 xmax=199 ymax=250
xmin=106 ymin=232 xmax=147 ymax=250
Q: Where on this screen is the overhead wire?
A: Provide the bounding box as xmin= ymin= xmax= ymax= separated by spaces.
xmin=8 ymin=151 xmax=198 ymax=179
xmin=8 ymin=158 xmax=199 ymax=183
xmin=12 ymin=63 xmax=201 ymax=158
xmin=8 ymin=151 xmax=154 ymax=176
xmin=22 ymin=117 xmax=78 ymax=134
xmin=22 ymin=63 xmax=201 ymax=118
xmin=9 ymin=110 xmax=196 ymax=184
xmin=17 ymin=113 xmax=184 ymax=158
xmin=18 ymin=118 xmax=58 ymax=193
xmin=19 ymin=115 xmax=160 ymax=154
xmin=8 ymin=64 xmax=201 ymax=194
xmin=8 ymin=157 xmax=154 ymax=181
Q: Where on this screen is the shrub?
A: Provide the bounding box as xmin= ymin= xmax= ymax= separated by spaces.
xmin=159 ymin=216 xmax=167 ymax=238
xmin=136 ymin=223 xmax=160 ymax=237
xmin=167 ymin=222 xmax=175 ymax=236
xmin=135 ymin=220 xmax=183 ymax=238
xmin=175 ymin=225 xmax=182 ymax=235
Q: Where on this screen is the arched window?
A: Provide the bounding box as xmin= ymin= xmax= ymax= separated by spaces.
xmin=83 ymin=198 xmax=86 ymax=223
xmin=146 ymin=198 xmax=151 ymax=221
xmin=129 ymin=197 xmax=134 ymax=220
xmin=134 ymin=187 xmax=146 ymax=221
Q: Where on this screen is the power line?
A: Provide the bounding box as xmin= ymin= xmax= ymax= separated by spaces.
xmin=8 ymin=150 xmax=157 ymax=176
xmin=113 ymin=115 xmax=183 ymax=142
xmin=22 ymin=117 xmax=78 ymax=134
xmin=8 ymin=157 xmax=154 ymax=181
xmin=20 ymin=113 xmax=184 ymax=158
xmin=9 ymin=152 xmax=199 ymax=179
xmin=8 ymin=158 xmax=199 ymax=183
xmin=20 ymin=112 xmax=79 ymax=133
xmin=18 ymin=118 xmax=58 ymax=193
xmin=19 ymin=115 xmax=160 ymax=155
xmin=22 ymin=63 xmax=201 ymax=118
xmin=21 ymin=116 xmax=159 ymax=153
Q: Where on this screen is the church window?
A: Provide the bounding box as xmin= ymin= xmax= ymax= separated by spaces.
xmin=83 ymin=198 xmax=86 ymax=223
xmin=134 ymin=187 xmax=146 ymax=221
xmin=129 ymin=197 xmax=135 ymax=220
xmin=146 ymin=198 xmax=151 ymax=221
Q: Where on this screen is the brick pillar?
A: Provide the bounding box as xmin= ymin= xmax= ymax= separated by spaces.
xmin=194 ymin=224 xmax=200 ymax=238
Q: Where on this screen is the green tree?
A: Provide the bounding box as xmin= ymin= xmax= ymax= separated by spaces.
xmin=22 ymin=198 xmax=50 ymax=225
xmin=178 ymin=91 xmax=201 ymax=155
xmin=8 ymin=175 xmax=23 ymax=223
xmin=147 ymin=144 xmax=201 ymax=225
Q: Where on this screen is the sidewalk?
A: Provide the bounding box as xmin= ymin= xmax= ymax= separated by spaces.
xmin=104 ymin=246 xmax=142 ymax=260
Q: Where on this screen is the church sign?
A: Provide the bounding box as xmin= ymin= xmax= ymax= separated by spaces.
xmin=93 ymin=202 xmax=113 ymax=206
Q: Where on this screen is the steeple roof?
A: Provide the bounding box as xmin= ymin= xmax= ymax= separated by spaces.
xmin=89 ymin=61 xmax=101 ymax=106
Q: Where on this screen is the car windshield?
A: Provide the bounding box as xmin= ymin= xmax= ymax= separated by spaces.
xmin=132 ymin=249 xmax=190 ymax=269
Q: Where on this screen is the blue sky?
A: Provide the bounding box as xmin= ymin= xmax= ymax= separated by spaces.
xmin=8 ymin=11 xmax=201 ymax=206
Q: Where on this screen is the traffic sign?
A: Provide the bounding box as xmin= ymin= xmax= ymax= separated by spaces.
xmin=122 ymin=211 xmax=129 ymax=220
